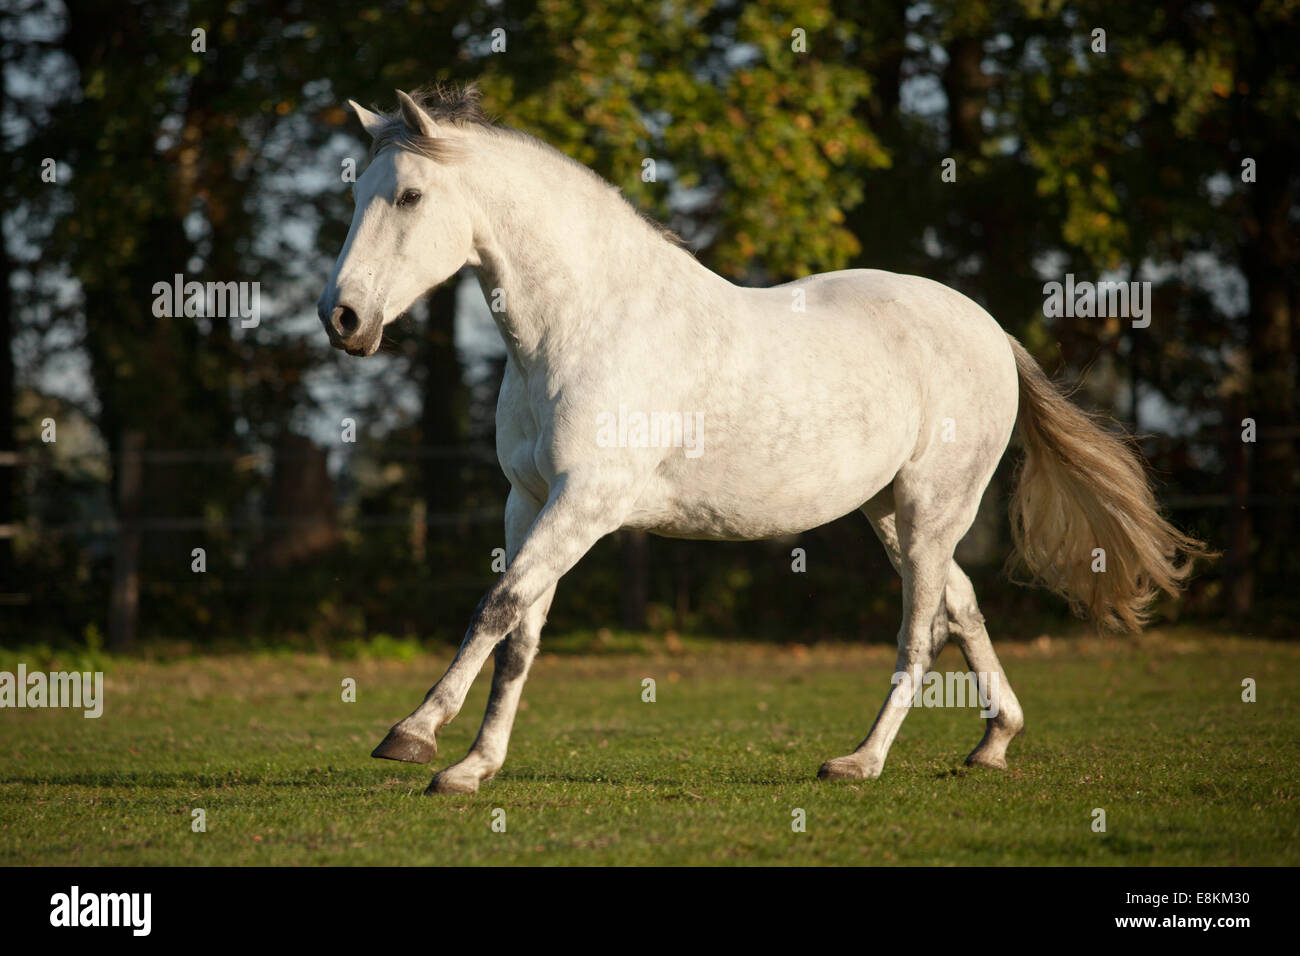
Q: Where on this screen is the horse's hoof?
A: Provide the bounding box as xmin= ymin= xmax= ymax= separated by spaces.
xmin=425 ymin=770 xmax=479 ymax=795
xmin=371 ymin=727 xmax=436 ymax=764
xmin=965 ymin=750 xmax=1008 ymax=770
xmin=817 ymin=756 xmax=879 ymax=780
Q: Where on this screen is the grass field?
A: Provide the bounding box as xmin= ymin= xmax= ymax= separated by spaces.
xmin=1 ymin=629 xmax=1296 ymax=865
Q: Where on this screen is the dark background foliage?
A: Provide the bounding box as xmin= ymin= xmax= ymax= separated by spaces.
xmin=1 ymin=0 xmax=1295 ymax=650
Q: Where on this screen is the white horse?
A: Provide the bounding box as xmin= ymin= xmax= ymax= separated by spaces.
xmin=318 ymin=86 xmax=1208 ymax=794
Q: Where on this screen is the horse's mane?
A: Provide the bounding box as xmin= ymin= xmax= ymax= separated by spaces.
xmin=366 ymin=82 xmax=689 ymax=250
xmin=365 ymin=83 xmax=490 ymax=162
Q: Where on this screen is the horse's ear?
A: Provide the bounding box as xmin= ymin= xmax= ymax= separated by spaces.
xmin=395 ymin=90 xmax=437 ymax=138
xmin=348 ymin=99 xmax=387 ymax=140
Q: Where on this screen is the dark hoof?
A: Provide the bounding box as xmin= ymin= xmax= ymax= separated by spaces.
xmin=371 ymin=727 xmax=436 ymax=764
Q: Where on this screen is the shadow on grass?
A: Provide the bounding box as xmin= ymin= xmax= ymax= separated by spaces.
xmin=0 ymin=768 xmax=383 ymax=789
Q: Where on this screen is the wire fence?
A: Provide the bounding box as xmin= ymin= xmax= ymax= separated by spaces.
xmin=1 ymin=423 xmax=1294 ymax=645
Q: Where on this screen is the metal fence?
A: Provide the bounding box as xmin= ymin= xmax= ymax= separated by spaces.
xmin=2 ymin=423 xmax=1294 ymax=645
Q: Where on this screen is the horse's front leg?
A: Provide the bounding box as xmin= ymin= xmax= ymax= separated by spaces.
xmin=426 ymin=583 xmax=556 ymax=794
xmin=371 ymin=478 xmax=624 ymax=791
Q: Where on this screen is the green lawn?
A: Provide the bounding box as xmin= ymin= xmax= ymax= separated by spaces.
xmin=1 ymin=630 xmax=1296 ymax=865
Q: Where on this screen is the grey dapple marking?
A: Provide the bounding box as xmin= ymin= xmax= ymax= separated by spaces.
xmin=317 ymin=86 xmax=1208 ymax=794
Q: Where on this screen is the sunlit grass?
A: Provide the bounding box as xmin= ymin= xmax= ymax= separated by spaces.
xmin=0 ymin=630 xmax=1295 ymax=865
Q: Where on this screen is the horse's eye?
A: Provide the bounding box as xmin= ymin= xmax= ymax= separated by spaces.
xmin=397 ymin=189 xmax=422 ymax=207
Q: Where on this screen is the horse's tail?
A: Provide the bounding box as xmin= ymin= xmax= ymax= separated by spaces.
xmin=1005 ymin=335 xmax=1213 ymax=631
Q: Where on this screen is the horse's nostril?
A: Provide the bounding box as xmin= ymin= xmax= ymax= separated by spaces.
xmin=332 ymin=305 xmax=360 ymax=337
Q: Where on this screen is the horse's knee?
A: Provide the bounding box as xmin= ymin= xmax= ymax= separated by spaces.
xmin=493 ymin=631 xmax=538 ymax=681
xmin=473 ymin=584 xmax=527 ymax=637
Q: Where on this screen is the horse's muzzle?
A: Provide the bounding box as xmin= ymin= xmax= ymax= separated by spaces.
xmin=319 ymin=301 xmax=381 ymax=356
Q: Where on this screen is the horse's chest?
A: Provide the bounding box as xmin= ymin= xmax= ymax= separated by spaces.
xmin=494 ymin=367 xmax=553 ymax=501
xmin=495 ymin=415 xmax=552 ymax=502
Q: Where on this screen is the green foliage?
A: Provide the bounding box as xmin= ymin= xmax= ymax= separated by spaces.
xmin=335 ymin=632 xmax=425 ymax=661
xmin=5 ymin=0 xmax=1297 ymax=646
xmin=477 ymin=0 xmax=885 ymax=278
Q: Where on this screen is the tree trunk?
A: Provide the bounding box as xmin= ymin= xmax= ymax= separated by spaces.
xmin=109 ymin=431 xmax=143 ymax=650
xmin=1240 ymin=143 xmax=1297 ymax=611
xmin=1225 ymin=394 xmax=1253 ymax=616
xmin=262 ymin=433 xmax=339 ymax=568
xmin=420 ymin=280 xmax=464 ymax=521
xmin=621 ymin=530 xmax=649 ymax=631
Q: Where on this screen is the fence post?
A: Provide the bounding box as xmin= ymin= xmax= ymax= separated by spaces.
xmin=109 ymin=431 xmax=144 ymax=650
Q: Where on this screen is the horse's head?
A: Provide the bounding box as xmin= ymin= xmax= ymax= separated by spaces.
xmin=317 ymin=90 xmax=479 ymax=356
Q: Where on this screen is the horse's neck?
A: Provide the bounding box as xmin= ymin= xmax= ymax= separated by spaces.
xmin=465 ymin=134 xmax=720 ymax=371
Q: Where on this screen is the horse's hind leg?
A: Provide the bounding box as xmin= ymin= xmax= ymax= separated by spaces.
xmin=818 ymin=481 xmax=972 ymax=780
xmin=843 ymin=491 xmax=1024 ymax=773
xmin=945 ymin=564 xmax=1024 ymax=768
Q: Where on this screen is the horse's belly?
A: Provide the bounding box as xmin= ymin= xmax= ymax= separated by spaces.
xmin=633 ymin=501 xmax=869 ymax=541
xmin=620 ymin=371 xmax=917 ymax=540
xmin=625 ymin=452 xmax=899 ymax=540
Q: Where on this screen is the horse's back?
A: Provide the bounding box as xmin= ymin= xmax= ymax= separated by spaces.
xmin=775 ymin=269 xmax=1010 ymax=351
xmin=754 ymin=267 xmax=1016 ymax=409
